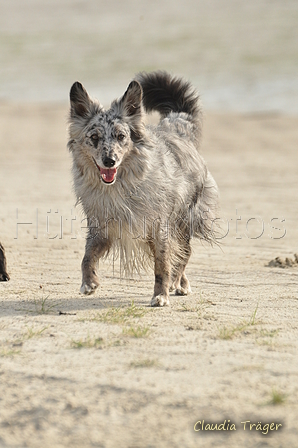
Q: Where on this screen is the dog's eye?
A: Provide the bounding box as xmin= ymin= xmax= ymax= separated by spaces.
xmin=91 ymin=134 xmax=99 ymax=141
xmin=117 ymin=133 xmax=125 ymax=142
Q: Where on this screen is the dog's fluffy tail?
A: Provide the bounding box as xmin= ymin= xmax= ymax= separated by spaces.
xmin=136 ymin=71 xmax=201 ymax=122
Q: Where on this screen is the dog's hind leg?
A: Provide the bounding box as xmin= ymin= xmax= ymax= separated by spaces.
xmin=0 ymin=243 xmax=9 ymax=282
xmin=80 ymin=236 xmax=110 ymax=295
xmin=170 ymin=241 xmax=191 ymax=296
xmin=171 ymin=267 xmax=192 ymax=296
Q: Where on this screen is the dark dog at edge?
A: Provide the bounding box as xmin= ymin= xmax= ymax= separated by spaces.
xmin=0 ymin=243 xmax=9 ymax=281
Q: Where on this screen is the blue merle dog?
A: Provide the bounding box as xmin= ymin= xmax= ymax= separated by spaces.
xmin=68 ymin=71 xmax=218 ymax=306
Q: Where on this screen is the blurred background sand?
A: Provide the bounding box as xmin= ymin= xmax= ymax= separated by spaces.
xmin=0 ymin=0 xmax=298 ymax=112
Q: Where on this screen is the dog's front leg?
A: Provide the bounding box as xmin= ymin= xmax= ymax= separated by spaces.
xmin=80 ymin=237 xmax=110 ymax=295
xmin=150 ymin=239 xmax=171 ymax=307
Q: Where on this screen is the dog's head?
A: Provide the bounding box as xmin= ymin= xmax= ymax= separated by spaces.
xmin=68 ymin=80 xmax=145 ymax=185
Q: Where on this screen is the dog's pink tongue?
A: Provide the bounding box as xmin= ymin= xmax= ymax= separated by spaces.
xmin=100 ymin=167 xmax=117 ymax=183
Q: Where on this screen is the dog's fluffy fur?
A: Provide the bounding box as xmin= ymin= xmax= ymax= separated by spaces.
xmin=68 ymin=71 xmax=218 ymax=306
xmin=0 ymin=242 xmax=9 ymax=281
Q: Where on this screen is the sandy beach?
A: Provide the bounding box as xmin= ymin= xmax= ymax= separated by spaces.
xmin=1 ymin=0 xmax=298 ymax=446
xmin=0 ymin=102 xmax=297 ymax=447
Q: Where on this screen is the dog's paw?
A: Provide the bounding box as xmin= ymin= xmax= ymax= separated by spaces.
xmin=0 ymin=272 xmax=9 ymax=281
xmin=175 ymin=285 xmax=191 ymax=296
xmin=80 ymin=281 xmax=99 ymax=295
xmin=151 ymin=294 xmax=170 ymax=307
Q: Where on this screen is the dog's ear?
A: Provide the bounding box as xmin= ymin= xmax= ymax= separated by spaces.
xmin=117 ymin=81 xmax=144 ymax=142
xmin=70 ymin=82 xmax=92 ymax=118
xmin=119 ymin=81 xmax=142 ymax=117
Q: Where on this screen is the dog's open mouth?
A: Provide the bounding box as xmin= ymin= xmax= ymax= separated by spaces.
xmin=93 ymin=158 xmax=117 ymax=184
xmin=99 ymin=167 xmax=117 ymax=184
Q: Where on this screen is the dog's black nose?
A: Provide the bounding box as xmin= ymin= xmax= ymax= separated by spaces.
xmin=103 ymin=157 xmax=116 ymax=168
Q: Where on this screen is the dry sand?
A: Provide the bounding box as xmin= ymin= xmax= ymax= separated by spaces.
xmin=0 ymin=103 xmax=298 ymax=447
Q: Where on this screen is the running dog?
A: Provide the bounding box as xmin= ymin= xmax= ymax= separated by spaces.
xmin=68 ymin=71 xmax=218 ymax=306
